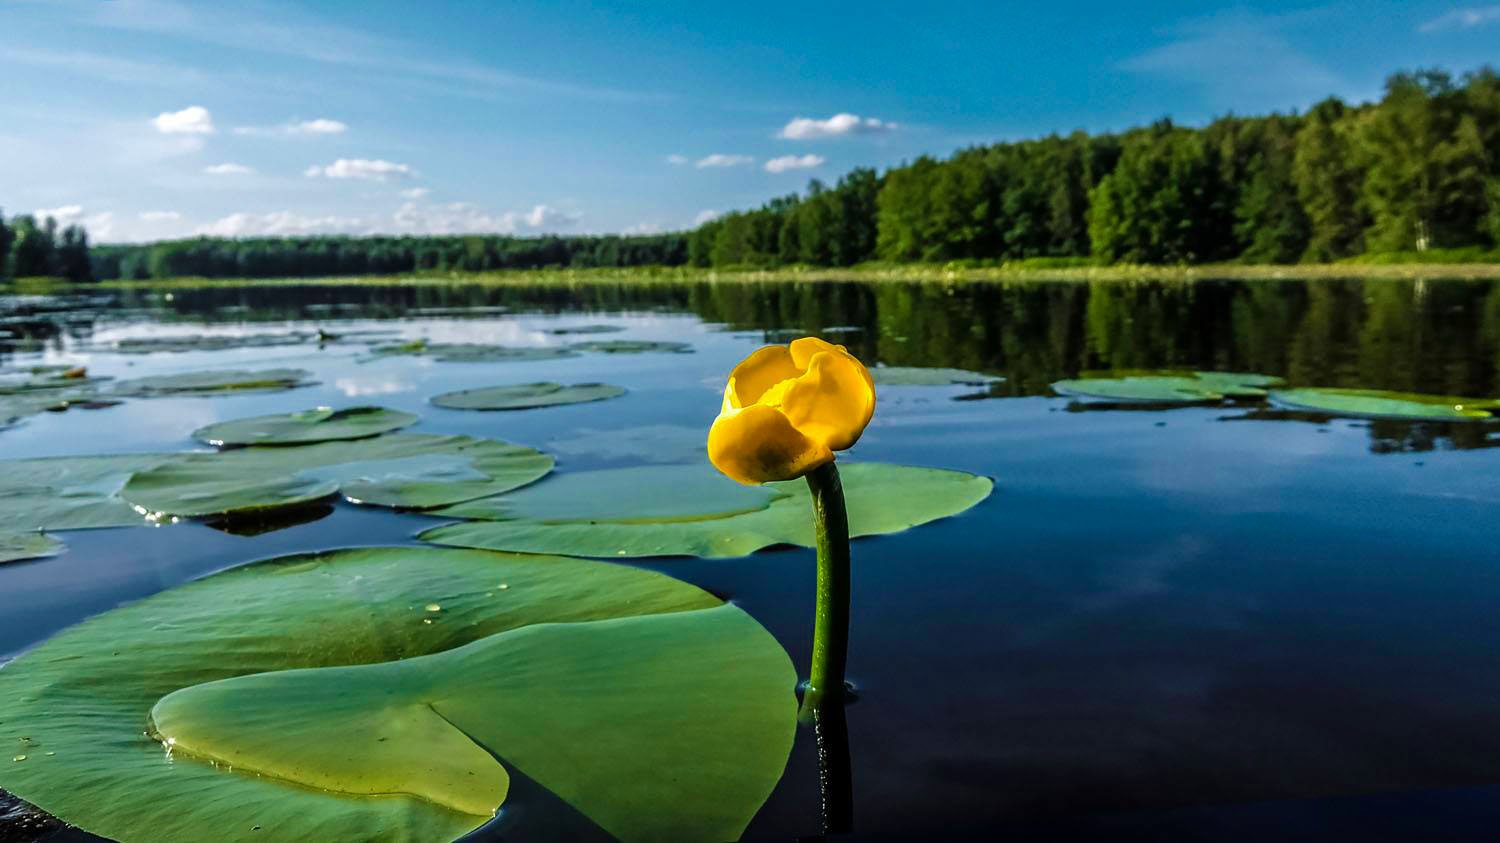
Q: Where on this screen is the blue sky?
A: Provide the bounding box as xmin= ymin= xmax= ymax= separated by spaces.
xmin=1 ymin=0 xmax=1497 ymax=243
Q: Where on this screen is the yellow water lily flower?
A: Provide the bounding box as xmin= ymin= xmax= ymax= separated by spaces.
xmin=708 ymin=337 xmax=876 ymax=485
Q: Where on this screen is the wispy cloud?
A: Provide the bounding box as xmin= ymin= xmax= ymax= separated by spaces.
xmin=34 ymin=205 xmax=84 ymax=222
xmin=234 ymin=118 xmax=348 ymax=137
xmin=1119 ymin=10 xmax=1347 ymax=109
xmin=195 ymin=210 xmax=367 ymax=237
xmin=33 ymin=205 xmax=115 ymax=238
xmin=665 ymin=154 xmax=689 ymax=165
xmin=193 ymin=201 xmax=582 ymax=237
xmin=693 ymin=210 xmax=721 ymax=225
xmin=399 ymin=187 xmax=431 ymax=199
xmin=152 ymin=105 xmax=214 ymax=134
xmin=305 ymin=158 xmax=413 ymax=181
xmin=778 ymin=113 xmax=895 ymax=140
xmin=203 ymin=163 xmax=255 ymax=175
xmin=765 ymin=154 xmax=824 ymax=173
xmin=0 ymin=47 xmax=207 ymax=86
xmin=1419 ymin=6 xmax=1500 ymax=32
xmin=695 ymin=154 xmax=755 ymax=168
xmin=140 ymin=210 xmax=182 ymax=222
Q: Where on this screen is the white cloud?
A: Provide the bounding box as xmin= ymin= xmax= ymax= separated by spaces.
xmin=765 ymin=154 xmax=825 ymax=173
xmin=693 ymin=209 xmax=721 ymax=225
xmin=305 ymin=158 xmax=414 ymax=181
xmin=392 ymin=201 xmax=580 ymax=235
xmin=1119 ymin=10 xmax=1347 ymax=109
xmin=234 ymin=118 xmax=349 ymax=137
xmin=152 ymin=105 xmax=215 ymax=134
xmin=195 ymin=210 xmax=369 ymax=237
xmin=140 ymin=210 xmax=183 ymax=222
xmin=695 ymin=154 xmax=755 ymax=168
xmin=665 ymin=154 xmax=689 ymax=165
xmin=621 ymin=222 xmax=663 ymax=235
xmin=34 ymin=205 xmax=84 ymax=222
xmin=778 ymin=113 xmax=895 ymax=140
xmin=1420 ymin=6 xmax=1500 ymax=31
xmin=204 ymin=162 xmax=255 ymax=175
xmin=399 ymin=187 xmax=431 ymax=199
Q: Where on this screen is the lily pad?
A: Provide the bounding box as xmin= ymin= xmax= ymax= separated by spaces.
xmin=549 ymin=324 xmax=625 ymax=335
xmin=122 ymin=433 xmax=553 ymax=517
xmin=364 ymin=341 xmax=578 ymax=363
xmin=1268 ymin=388 xmax=1500 ymax=422
xmin=567 ymin=340 xmax=693 ymax=354
xmin=193 ymin=406 xmax=419 ymax=447
xmin=871 ymin=366 xmax=1003 ymax=386
xmin=0 ymin=369 xmax=106 ymax=395
xmin=1052 ymin=370 xmax=1283 ymax=404
xmin=432 ymin=382 xmax=627 ymax=411
xmin=112 ymin=369 xmax=316 ymax=397
xmin=0 ymin=531 xmax=63 ymax=564
xmin=0 ymin=453 xmax=182 ymax=530
xmin=113 ymin=333 xmax=316 ymax=353
xmin=422 ymin=462 xmax=993 ymax=559
xmin=0 ymin=547 xmax=796 ymax=843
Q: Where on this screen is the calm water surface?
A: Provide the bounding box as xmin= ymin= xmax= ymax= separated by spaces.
xmin=4 ymin=277 xmax=1500 ymax=840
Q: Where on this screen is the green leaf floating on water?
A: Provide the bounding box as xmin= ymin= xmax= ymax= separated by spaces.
xmin=870 ymin=366 xmax=1003 ymax=386
xmin=1268 ymin=388 xmax=1500 ymax=422
xmin=421 ymin=462 xmax=993 ymax=559
xmin=0 ymin=547 xmax=797 ymax=843
xmin=113 ymin=333 xmax=318 ymax=353
xmin=122 ymin=433 xmax=553 ymax=517
xmin=0 ymin=531 xmax=64 ymax=564
xmin=192 ymin=406 xmax=419 ymax=446
xmin=1052 ymin=370 xmax=1283 ymax=403
xmin=0 ymin=453 xmax=182 ymax=530
xmin=111 ymin=369 xmax=316 ymax=397
xmin=364 ymin=340 xmax=579 ymax=363
xmin=431 ymin=382 xmax=627 ymax=411
xmin=567 ymin=339 xmax=693 ymax=354
xmin=549 ymin=324 xmax=625 ymax=335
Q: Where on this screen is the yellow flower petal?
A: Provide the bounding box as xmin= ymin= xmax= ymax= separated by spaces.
xmin=789 ymin=336 xmax=875 ymax=396
xmin=779 ymin=349 xmax=876 ymax=451
xmin=708 ymin=404 xmax=834 ymax=485
xmin=725 ymin=345 xmax=800 ymax=408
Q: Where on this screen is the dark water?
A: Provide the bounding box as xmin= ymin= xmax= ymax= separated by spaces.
xmin=3 ymin=277 xmax=1500 ymax=841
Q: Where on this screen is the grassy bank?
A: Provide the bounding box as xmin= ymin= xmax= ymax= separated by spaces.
xmin=8 ymin=260 xmax=1500 ymax=293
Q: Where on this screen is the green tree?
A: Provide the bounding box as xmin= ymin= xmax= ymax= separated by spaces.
xmin=1293 ymin=98 xmax=1366 ymax=260
xmin=1087 ymin=122 xmax=1216 ymax=263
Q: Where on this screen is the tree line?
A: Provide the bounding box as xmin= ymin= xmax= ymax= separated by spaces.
xmin=0 ymin=211 xmax=93 ymax=282
xmin=7 ymin=65 xmax=1498 ymax=283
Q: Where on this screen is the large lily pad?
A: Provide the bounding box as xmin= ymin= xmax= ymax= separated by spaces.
xmin=567 ymin=340 xmax=693 ymax=354
xmin=0 ymin=531 xmax=63 ymax=564
xmin=364 ymin=341 xmax=578 ymax=363
xmin=192 ymin=406 xmax=419 ymax=447
xmin=0 ymin=453 xmax=181 ymax=530
xmin=1052 ymin=370 xmax=1282 ymax=404
xmin=113 ymin=333 xmax=316 ymax=353
xmin=112 ymin=369 xmax=316 ymax=397
xmin=871 ymin=366 xmax=1002 ymax=386
xmin=422 ymin=462 xmax=993 ymax=559
xmin=0 ymin=547 xmax=797 ymax=843
xmin=431 ymin=382 xmax=627 ymax=411
xmin=1268 ymin=388 xmax=1500 ymax=422
xmin=122 ymin=433 xmax=553 ymax=517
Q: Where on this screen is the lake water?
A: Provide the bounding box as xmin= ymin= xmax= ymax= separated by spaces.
xmin=4 ymin=277 xmax=1500 ymax=841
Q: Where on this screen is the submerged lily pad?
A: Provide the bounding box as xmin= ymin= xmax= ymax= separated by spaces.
xmin=423 ymin=462 xmax=993 ymax=559
xmin=567 ymin=340 xmax=693 ymax=354
xmin=1052 ymin=370 xmax=1283 ymax=404
xmin=112 ymin=369 xmax=316 ymax=397
xmin=193 ymin=406 xmax=419 ymax=447
xmin=549 ymin=324 xmax=625 ymax=335
xmin=431 ymin=382 xmax=627 ymax=411
xmin=871 ymin=366 xmax=1003 ymax=386
xmin=0 ymin=453 xmax=181 ymax=530
xmin=0 ymin=547 xmax=796 ymax=843
xmin=122 ymin=433 xmax=553 ymax=517
xmin=0 ymin=531 xmax=63 ymax=564
xmin=1268 ymin=388 xmax=1500 ymax=422
xmin=364 ymin=341 xmax=578 ymax=363
xmin=113 ymin=333 xmax=316 ymax=353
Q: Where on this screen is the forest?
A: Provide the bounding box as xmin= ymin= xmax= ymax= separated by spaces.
xmin=1 ymin=66 xmax=1497 ymax=283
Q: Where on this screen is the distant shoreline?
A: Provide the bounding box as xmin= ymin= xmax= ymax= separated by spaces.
xmin=8 ymin=262 xmax=1500 ymax=291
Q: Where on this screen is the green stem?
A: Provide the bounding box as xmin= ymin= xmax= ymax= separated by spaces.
xmin=804 ymin=461 xmax=851 ymax=706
